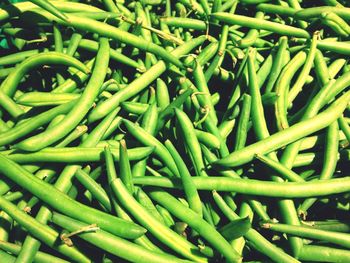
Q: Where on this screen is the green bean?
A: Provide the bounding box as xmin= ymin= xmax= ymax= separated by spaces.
xmin=88 ymin=36 xmax=206 ymax=123
xmin=121 ymin=101 xmax=149 ymax=115
xmin=0 ymin=91 xmax=25 ymax=118
xmin=175 ymin=108 xmax=207 ymax=177
xmin=28 ymin=10 xmax=183 ymax=69
xmin=298 ymin=121 xmax=339 ymax=216
xmin=205 ymin=2 xmax=236 ymax=81
xmin=314 ymin=49 xmax=330 ymax=86
xmin=15 ymin=38 xmax=109 ymax=151
xmin=275 ymin=50 xmax=306 ymax=130
xmin=155 ymin=88 xmax=194 ymax=134
xmin=132 ymin=103 xmax=158 ymax=178
xmin=211 ymin=12 xmax=310 ymax=38
xmin=233 ymin=94 xmax=251 ymax=151
xmin=262 ymin=221 xmax=350 ymax=249
xmin=30 ymin=0 xmax=68 ymax=21
xmin=322 ymin=12 xmax=350 ymax=36
xmin=255 ymin=154 xmax=305 ymax=182
xmin=0 ymin=195 xmax=90 ymax=262
xmin=299 ymin=244 xmax=350 ymax=263
xmin=212 ymin=191 xmax=299 ymax=263
xmin=201 ymin=145 xmax=239 ymax=178
xmin=147 ymin=187 xmax=242 ymax=262
xmin=5 ymin=146 xmax=153 ymax=163
xmin=338 ymin=116 xmax=350 ymax=143
xmin=294 ymin=6 xmax=350 ymax=20
xmin=302 ymin=220 xmax=350 ymax=233
xmin=77 ymin=39 xmax=142 ymax=70
xmin=110 ymin=178 xmax=208 ymax=263
xmin=75 ymin=169 xmax=112 ymax=212
xmin=52 ymin=59 xmax=94 ymax=94
xmin=155 ymin=79 xmax=170 ymax=111
xmin=135 ymin=187 xmax=165 ymax=224
xmin=288 ymin=32 xmax=319 ymax=106
xmin=0 ymin=100 xmax=76 ymax=147
xmin=165 ymin=140 xmax=202 ymax=217
xmin=256 ymin=4 xmax=297 ymax=17
xmin=0 ymin=153 xmax=146 ymax=239
xmin=123 ymin=119 xmax=179 ymax=177
xmin=132 ymin=176 xmax=350 ymax=198
xmin=0 ymin=1 xmax=104 ymax=22
xmin=193 ymin=60 xmax=219 ymax=125
xmin=214 ymin=90 xmax=350 ymax=168
xmin=0 ymin=49 xmax=44 ymax=66
xmin=265 ymin=36 xmax=288 ymax=93
xmin=51 ymin=213 xmax=193 ymax=263
xmin=119 ymin=139 xmax=134 ymax=193
xmin=0 ymin=52 xmax=89 ymax=97
xmin=0 ymin=248 xmax=16 ymax=262
xmin=16 ymin=92 xmax=79 ymax=107
xmin=0 ymin=241 xmax=69 ymax=263
xmin=195 ymin=129 xmax=220 ymax=149
xmin=15 ymin=96 xmax=121 ymax=262
xmin=239 ymin=11 xmax=264 ymax=48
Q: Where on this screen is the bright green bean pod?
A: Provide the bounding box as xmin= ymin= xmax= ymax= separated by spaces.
xmin=133 ymin=176 xmax=350 ymax=198
xmin=123 ymin=119 xmax=179 ymax=177
xmin=288 ymin=32 xmax=319 ymax=107
xmin=238 ymin=11 xmax=264 ymax=48
xmin=338 ymin=116 xmax=350 ymax=143
xmin=275 ymin=50 xmax=306 ymax=130
xmin=214 ymin=90 xmax=350 ymax=167
xmin=15 ymin=38 xmax=110 ymax=151
xmin=165 ymin=140 xmax=202 ymax=217
xmin=0 ymin=52 xmax=89 ymax=97
xmin=110 ymin=178 xmax=208 ymax=263
xmin=51 ymin=213 xmax=193 ymax=263
xmin=29 ymin=10 xmax=183 ymax=69
xmin=314 ymin=49 xmax=330 ymax=86
xmin=175 ymin=108 xmax=207 ymax=177
xmin=0 ymin=91 xmax=24 ymax=118
xmin=211 ymin=191 xmax=299 ymax=263
xmin=29 ymin=0 xmax=68 ymax=21
xmin=77 ymin=39 xmax=142 ymax=70
xmin=88 ymin=36 xmax=206 ymax=123
xmin=132 ymin=103 xmax=158 ymax=178
xmin=262 ymin=222 xmax=350 ymax=249
xmin=16 ymin=92 xmax=79 ymax=107
xmin=156 ymin=79 xmax=170 ymax=111
xmin=299 ymin=244 xmax=350 ymax=263
xmin=119 ymin=140 xmax=134 ymax=193
xmin=147 ymin=187 xmax=242 ymax=263
xmin=264 ymin=36 xmax=288 ymax=93
xmin=0 ymin=195 xmax=90 ymax=262
xmin=0 ymin=100 xmax=75 ymax=147
xmin=257 ymin=3 xmax=297 ymax=17
xmin=5 ymin=146 xmax=154 ymax=163
xmin=52 ymin=59 xmax=94 ymax=94
xmin=75 ymin=169 xmax=112 ymax=212
xmin=155 ymin=88 xmax=194 ymax=134
xmin=298 ymin=121 xmax=339 ymax=216
xmin=195 ymin=129 xmax=220 ymax=149
xmin=233 ymin=94 xmax=251 ymax=151
xmin=211 ymin=12 xmax=310 ymax=38
xmin=0 ymin=49 xmax=42 ymax=66
xmin=135 ymin=187 xmax=165 ymax=224
xmin=0 ymin=153 xmax=146 ymax=239
xmin=0 ymin=241 xmax=69 ymax=263
xmin=294 ymin=6 xmax=350 ymax=21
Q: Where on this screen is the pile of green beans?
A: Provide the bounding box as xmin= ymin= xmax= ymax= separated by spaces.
xmin=0 ymin=0 xmax=349 ymax=262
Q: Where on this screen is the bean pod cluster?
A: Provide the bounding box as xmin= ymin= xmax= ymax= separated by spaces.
xmin=0 ymin=0 xmax=349 ymax=262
